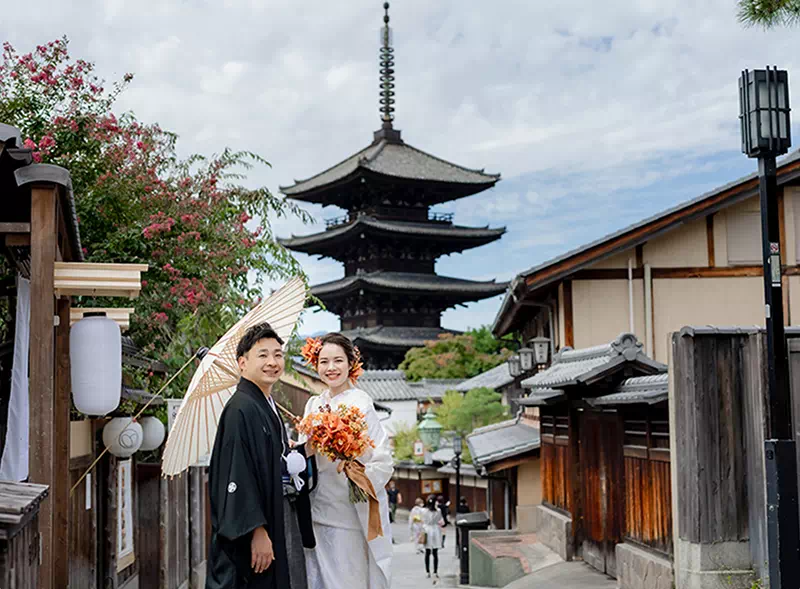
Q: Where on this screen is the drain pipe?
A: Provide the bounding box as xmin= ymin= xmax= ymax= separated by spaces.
xmin=644 ymin=264 xmax=654 ymax=357
xmin=628 ymin=258 xmax=635 ymax=333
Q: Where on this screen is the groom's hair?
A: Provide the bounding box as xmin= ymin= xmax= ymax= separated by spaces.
xmin=236 ymin=322 xmax=284 ymax=359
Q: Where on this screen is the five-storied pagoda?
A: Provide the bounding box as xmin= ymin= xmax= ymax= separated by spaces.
xmin=280 ymin=3 xmax=507 ymax=369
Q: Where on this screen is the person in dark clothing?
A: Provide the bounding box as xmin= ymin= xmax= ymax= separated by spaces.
xmin=386 ymin=480 xmax=402 ymax=523
xmin=457 ymin=496 xmax=470 ymax=514
xmin=436 ymin=495 xmax=449 ymax=548
xmin=206 ymin=323 xmax=314 ymax=589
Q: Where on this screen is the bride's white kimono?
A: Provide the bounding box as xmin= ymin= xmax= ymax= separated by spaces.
xmin=301 ymin=388 xmax=394 ymax=589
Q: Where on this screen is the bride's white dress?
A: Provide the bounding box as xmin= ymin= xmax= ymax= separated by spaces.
xmin=301 ymin=388 xmax=394 ymax=589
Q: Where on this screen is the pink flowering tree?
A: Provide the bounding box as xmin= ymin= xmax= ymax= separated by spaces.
xmin=0 ymin=38 xmax=312 ymax=397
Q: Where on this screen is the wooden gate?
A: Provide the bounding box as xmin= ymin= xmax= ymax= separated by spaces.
xmin=579 ymin=411 xmax=624 ymax=577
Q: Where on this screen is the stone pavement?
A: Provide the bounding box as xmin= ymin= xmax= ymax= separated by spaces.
xmin=390 ymin=518 xmax=459 ymax=589
xmin=505 ymin=561 xmax=616 ymax=589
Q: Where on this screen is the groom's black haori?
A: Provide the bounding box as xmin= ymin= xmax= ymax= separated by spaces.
xmin=206 ymin=352 xmax=315 ymax=587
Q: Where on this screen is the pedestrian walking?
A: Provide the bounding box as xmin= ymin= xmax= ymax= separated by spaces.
xmin=456 ymin=497 xmax=470 ymax=514
xmin=436 ymin=495 xmax=450 ymax=549
xmin=421 ymin=495 xmax=445 ymax=584
xmin=409 ymin=497 xmax=426 ymax=554
xmin=387 ymin=480 xmax=403 ymax=524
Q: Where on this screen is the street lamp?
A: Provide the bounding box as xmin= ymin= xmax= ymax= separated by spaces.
xmin=418 ymin=409 xmax=443 ymax=450
xmin=739 ymin=66 xmax=799 ymax=589
xmin=508 ymin=354 xmax=521 ymax=377
xmin=453 ymin=434 xmax=463 ymax=557
xmin=518 ymin=345 xmax=534 ymax=372
xmin=530 ymin=336 xmax=551 ymax=366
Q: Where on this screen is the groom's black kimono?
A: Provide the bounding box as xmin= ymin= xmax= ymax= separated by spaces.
xmin=206 ymin=377 xmax=313 ymax=589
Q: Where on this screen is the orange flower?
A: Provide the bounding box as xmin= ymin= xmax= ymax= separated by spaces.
xmin=297 ymin=403 xmax=374 ymax=463
xmin=300 ymin=337 xmax=323 ymax=369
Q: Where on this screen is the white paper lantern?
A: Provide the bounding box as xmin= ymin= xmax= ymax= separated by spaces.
xmin=139 ymin=416 xmax=166 ymax=451
xmin=70 ymin=312 xmax=121 ymax=415
xmin=103 ymin=417 xmax=143 ymax=458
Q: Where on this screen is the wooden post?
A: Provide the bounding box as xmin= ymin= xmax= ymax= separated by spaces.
xmin=53 ymin=296 xmax=71 ymax=588
xmin=29 ymin=185 xmax=58 ymax=589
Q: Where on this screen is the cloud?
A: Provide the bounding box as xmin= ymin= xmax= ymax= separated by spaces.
xmin=2 ymin=0 xmax=798 ymax=336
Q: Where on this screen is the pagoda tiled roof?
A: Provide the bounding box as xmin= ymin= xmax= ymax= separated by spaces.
xmin=312 ymin=271 xmax=508 ymax=299
xmin=342 ymin=326 xmax=458 ymax=350
xmin=279 ymin=137 xmax=499 ymax=202
xmin=279 ymin=216 xmax=505 ymax=253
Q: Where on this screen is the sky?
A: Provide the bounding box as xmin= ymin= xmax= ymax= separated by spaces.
xmin=3 ymin=0 xmax=799 ymax=335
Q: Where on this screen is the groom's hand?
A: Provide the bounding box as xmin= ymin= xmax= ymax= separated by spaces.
xmin=251 ymin=527 xmax=274 ymax=574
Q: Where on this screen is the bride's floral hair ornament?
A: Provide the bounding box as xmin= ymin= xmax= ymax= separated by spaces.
xmin=301 ymin=333 xmax=364 ymax=384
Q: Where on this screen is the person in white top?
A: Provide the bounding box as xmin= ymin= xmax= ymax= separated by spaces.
xmin=421 ymin=495 xmax=445 ymax=584
xmin=300 ymin=333 xmax=394 ymax=589
xmin=409 ymin=497 xmax=426 ymax=554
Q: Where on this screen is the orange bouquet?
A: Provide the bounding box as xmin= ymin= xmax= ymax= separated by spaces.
xmin=298 ymin=404 xmax=375 ymax=503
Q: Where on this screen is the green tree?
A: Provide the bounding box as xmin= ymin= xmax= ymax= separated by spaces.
xmin=437 ymin=388 xmax=508 ymax=437
xmin=399 ymin=328 xmax=513 ymax=381
xmin=738 ymin=0 xmax=800 ymax=27
xmin=391 ymin=423 xmax=422 ymax=463
xmin=0 ymin=38 xmax=311 ymax=399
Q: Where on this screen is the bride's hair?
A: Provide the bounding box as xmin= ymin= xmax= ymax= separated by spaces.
xmin=319 ymin=332 xmax=357 ymax=366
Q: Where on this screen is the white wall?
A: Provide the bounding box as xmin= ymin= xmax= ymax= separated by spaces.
xmin=381 ymin=400 xmax=419 ymax=435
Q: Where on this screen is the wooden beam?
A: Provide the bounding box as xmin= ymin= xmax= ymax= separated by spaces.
xmin=53 ymin=297 xmax=70 ymax=589
xmin=563 ymin=281 xmax=574 ymax=348
xmin=0 ymin=222 xmax=31 ymax=234
xmin=573 ymin=268 xmax=644 ymax=281
xmin=706 ymin=215 xmax=715 ymax=267
xmin=5 ymin=233 xmax=30 ymax=247
xmin=651 ymin=266 xmax=764 ymax=279
xmin=29 ymin=185 xmax=57 ymax=589
xmin=635 ymin=245 xmax=644 ymax=269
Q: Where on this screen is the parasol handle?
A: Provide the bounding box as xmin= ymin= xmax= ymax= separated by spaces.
xmin=275 ymin=400 xmax=300 ymax=424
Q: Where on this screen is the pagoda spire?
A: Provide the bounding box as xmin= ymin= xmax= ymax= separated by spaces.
xmin=376 ymin=2 xmax=402 ymax=142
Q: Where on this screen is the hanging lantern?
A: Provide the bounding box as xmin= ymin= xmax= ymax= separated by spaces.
xmin=70 ymin=312 xmax=121 ymax=415
xmin=103 ymin=417 xmax=143 ymax=458
xmin=139 ymin=416 xmax=166 ymax=452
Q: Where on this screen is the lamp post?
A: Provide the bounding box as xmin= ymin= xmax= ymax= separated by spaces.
xmin=530 ymin=336 xmax=550 ymax=366
xmin=418 ymin=409 xmax=443 ymax=451
xmin=739 ymin=66 xmax=799 ymax=589
xmin=453 ymin=434 xmax=463 ymax=557
xmin=508 ymin=354 xmax=521 ymax=377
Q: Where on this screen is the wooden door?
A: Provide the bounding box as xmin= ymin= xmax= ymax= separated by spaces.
xmin=579 ymin=411 xmax=624 ymax=578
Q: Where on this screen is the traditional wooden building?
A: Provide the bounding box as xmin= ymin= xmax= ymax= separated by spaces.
xmin=520 ymin=334 xmax=667 ymax=580
xmin=279 ymin=4 xmax=506 ymax=368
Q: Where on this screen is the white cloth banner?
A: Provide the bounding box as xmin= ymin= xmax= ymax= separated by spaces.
xmin=0 ymin=276 xmax=31 ymax=481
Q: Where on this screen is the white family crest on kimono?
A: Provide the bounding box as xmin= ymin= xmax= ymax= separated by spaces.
xmin=301 ymin=387 xmax=394 ymax=589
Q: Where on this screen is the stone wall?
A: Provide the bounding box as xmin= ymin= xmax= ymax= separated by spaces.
xmin=535 ymin=505 xmax=572 ymax=561
xmin=616 ymin=543 xmax=673 ymax=589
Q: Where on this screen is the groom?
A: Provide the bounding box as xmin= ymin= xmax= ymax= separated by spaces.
xmin=206 ymin=322 xmax=314 ymax=589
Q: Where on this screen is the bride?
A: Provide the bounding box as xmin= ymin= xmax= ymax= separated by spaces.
xmin=300 ymin=333 xmax=393 ymax=589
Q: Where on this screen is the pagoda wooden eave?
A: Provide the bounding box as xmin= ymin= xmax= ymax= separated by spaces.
xmin=312 ymin=271 xmax=508 ymax=303
xmin=279 ymin=216 xmax=505 ymax=256
xmin=280 ymin=138 xmax=499 ymax=207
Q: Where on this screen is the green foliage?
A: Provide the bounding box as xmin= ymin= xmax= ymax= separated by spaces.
xmin=0 ymin=38 xmax=312 ymax=400
xmin=437 ymin=387 xmax=509 ymax=437
xmin=391 ymin=423 xmax=422 ymax=464
xmin=399 ymin=327 xmax=513 ymax=381
xmin=738 ymin=0 xmax=800 ymax=27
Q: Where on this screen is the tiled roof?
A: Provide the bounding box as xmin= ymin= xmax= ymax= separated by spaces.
xmin=467 ymin=417 xmax=540 ymax=468
xmin=343 ymin=326 xmax=457 ymax=349
xmin=517 ymin=388 xmax=566 ymax=407
xmin=454 ymin=362 xmax=514 ymax=392
xmin=438 ymin=463 xmax=480 ymax=477
xmin=280 ymin=138 xmax=499 ymax=198
xmin=409 ymin=378 xmax=464 ymax=401
xmin=521 ymin=333 xmax=664 ymax=389
xmin=313 ymin=272 xmax=508 ymax=298
xmin=359 ymin=369 xmax=417 ymax=401
xmin=279 ymin=216 xmax=505 ymax=253
xmin=591 ymin=373 xmax=669 ymax=406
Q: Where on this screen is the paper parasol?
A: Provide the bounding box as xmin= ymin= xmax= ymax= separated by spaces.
xmin=161 ymin=277 xmax=306 ymax=476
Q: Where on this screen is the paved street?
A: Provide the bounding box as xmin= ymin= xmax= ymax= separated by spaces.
xmin=390 ymin=517 xmax=459 ymax=589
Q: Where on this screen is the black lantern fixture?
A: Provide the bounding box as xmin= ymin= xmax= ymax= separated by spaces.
xmin=508 ymin=354 xmax=521 ymax=377
xmin=738 ymin=67 xmax=799 ymax=589
xmin=739 ymin=68 xmax=791 ymax=158
xmin=530 ymin=336 xmax=550 ymax=366
xmin=518 ymin=345 xmax=534 ymax=372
